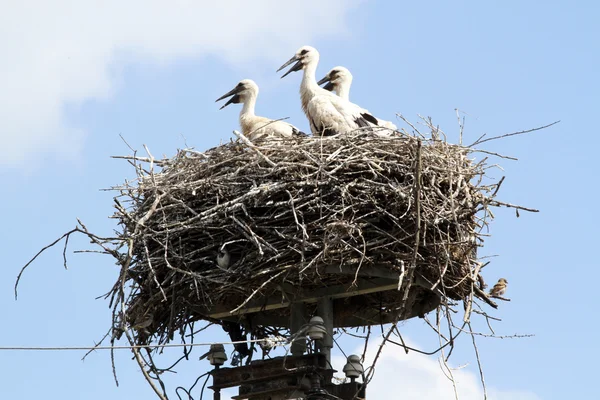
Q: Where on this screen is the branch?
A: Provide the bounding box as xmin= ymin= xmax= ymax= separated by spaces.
xmin=15 ymin=228 xmax=78 ymax=299
xmin=469 ymin=120 xmax=560 ymax=147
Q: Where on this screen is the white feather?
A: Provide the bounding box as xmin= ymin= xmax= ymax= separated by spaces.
xmin=320 ymin=66 xmax=398 ymax=131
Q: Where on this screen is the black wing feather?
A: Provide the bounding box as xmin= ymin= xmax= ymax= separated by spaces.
xmin=361 ymin=112 xmax=379 ymax=125
xmin=292 ymin=127 xmax=309 ymax=137
xmin=321 ymin=127 xmax=338 ymax=136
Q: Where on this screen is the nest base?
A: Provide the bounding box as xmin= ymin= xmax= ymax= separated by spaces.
xmin=195 ymin=264 xmax=440 ymax=327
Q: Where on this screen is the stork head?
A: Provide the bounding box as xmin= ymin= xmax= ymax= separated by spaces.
xmin=215 ymin=79 xmax=259 ymax=109
xmin=277 ymin=46 xmax=319 ymax=78
xmin=317 ymin=66 xmax=353 ymax=92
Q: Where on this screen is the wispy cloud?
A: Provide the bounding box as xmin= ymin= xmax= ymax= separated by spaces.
xmin=333 ymin=340 xmax=540 ymax=400
xmin=0 ymin=0 xmax=363 ymax=167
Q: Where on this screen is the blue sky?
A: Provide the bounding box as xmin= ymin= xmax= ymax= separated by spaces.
xmin=2 ymin=1 xmax=598 ymax=399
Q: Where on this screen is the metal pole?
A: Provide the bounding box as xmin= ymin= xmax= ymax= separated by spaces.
xmin=316 ymin=297 xmax=333 ymax=363
xmin=290 ymin=302 xmax=306 ymax=356
xmin=213 ymin=366 xmax=221 ymax=400
xmin=306 ymin=372 xmax=328 ymax=400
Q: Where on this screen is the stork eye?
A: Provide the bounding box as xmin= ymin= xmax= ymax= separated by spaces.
xmin=300 ymin=49 xmax=308 ymax=55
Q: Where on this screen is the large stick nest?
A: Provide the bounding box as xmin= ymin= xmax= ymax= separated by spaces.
xmin=109 ymin=129 xmax=510 ymax=345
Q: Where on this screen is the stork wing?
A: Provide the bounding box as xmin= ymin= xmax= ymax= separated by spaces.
xmin=343 ymin=104 xmax=397 ymax=132
xmin=329 ymin=97 xmax=380 ymax=130
xmin=307 ymin=95 xmax=352 ymax=136
xmin=248 ymin=116 xmax=302 ymax=140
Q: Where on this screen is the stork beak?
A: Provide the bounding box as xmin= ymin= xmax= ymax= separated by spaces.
xmin=277 ymin=55 xmax=303 ymax=79
xmin=316 ymin=75 xmax=330 ymax=86
xmin=216 ymin=86 xmax=243 ymax=109
xmin=322 ymin=82 xmax=335 ymax=92
xmin=317 ymin=75 xmax=335 ymax=92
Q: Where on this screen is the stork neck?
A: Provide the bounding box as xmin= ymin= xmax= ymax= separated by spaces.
xmin=337 ymin=84 xmax=350 ymax=101
xmin=301 ymin=61 xmax=320 ymax=94
xmin=240 ymin=95 xmax=257 ymax=119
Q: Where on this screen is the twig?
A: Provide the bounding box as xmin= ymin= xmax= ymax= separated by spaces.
xmin=15 ymin=229 xmax=78 ymax=299
xmin=399 ymin=140 xmax=422 ymax=313
xmin=232 ymin=130 xmax=277 ymax=167
xmin=489 ymin=200 xmax=539 ymax=213
xmin=489 ymin=295 xmax=511 ymax=302
xmin=468 ymin=321 xmax=487 ymax=399
xmin=469 ymin=120 xmax=560 ymax=147
xmin=230 ymin=270 xmax=286 ymax=314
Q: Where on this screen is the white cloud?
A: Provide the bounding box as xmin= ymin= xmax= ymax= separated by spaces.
xmin=0 ymin=0 xmax=363 ymax=167
xmin=332 ymin=340 xmax=540 ymax=400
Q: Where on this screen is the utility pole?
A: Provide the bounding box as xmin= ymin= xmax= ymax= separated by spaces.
xmin=206 ymin=310 xmax=366 ymax=400
xmin=201 ymin=265 xmax=439 ymax=399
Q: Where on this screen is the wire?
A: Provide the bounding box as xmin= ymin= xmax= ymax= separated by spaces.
xmin=0 ymin=336 xmax=288 ymax=352
xmin=199 ymin=372 xmax=211 ymax=400
xmin=175 ymin=386 xmax=193 ymax=400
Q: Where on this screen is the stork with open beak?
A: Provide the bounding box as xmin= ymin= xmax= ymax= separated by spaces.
xmin=216 ymin=79 xmax=307 ymax=142
xmin=278 ymin=46 xmax=392 ymax=136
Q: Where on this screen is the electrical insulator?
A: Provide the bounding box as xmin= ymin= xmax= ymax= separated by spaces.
xmin=307 ymin=316 xmax=327 ymax=340
xmin=207 ymin=344 xmax=227 ymax=366
xmin=343 ymin=354 xmax=364 ymax=380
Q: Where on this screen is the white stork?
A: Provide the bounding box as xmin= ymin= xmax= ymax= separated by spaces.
xmin=317 ymin=66 xmax=353 ymax=101
xmin=318 ymin=66 xmax=397 ymax=131
xmin=216 ymin=79 xmax=307 ymax=142
xmin=277 ymin=46 xmax=391 ymax=137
